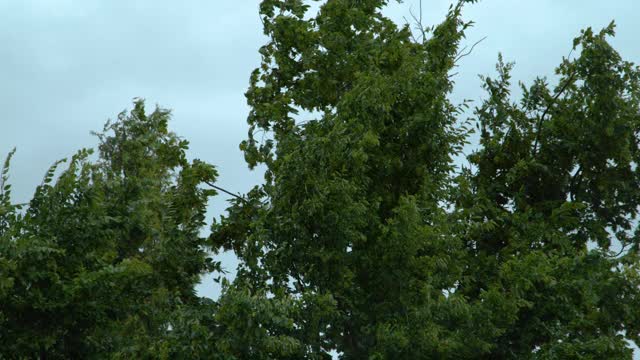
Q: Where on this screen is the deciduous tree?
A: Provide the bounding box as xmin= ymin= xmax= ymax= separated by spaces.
xmin=213 ymin=0 xmax=640 ymax=358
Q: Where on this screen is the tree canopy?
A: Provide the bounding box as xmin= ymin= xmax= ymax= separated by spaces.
xmin=1 ymin=0 xmax=639 ymax=359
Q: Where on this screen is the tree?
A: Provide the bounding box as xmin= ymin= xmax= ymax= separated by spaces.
xmin=457 ymin=23 xmax=640 ymax=358
xmin=0 ymin=100 xmax=220 ymax=358
xmin=0 ymin=100 xmax=305 ymax=359
xmin=1 ymin=1 xmax=639 ymax=359
xmin=213 ymin=0 xmax=640 ymax=358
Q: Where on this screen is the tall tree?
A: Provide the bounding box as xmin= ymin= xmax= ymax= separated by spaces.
xmin=214 ymin=0 xmax=640 ymax=358
xmin=215 ymin=0 xmax=478 ymax=358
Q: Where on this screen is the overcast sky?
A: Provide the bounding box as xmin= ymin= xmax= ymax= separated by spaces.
xmin=1 ymin=1 xmax=639 ymax=352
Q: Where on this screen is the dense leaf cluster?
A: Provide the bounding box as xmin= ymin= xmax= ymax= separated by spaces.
xmin=0 ymin=102 xmax=220 ymax=358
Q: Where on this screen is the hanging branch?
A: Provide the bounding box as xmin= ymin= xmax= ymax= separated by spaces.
xmin=608 ymin=242 xmax=630 ymax=259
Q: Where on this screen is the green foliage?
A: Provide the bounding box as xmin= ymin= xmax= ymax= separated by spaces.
xmin=214 ymin=1 xmax=640 ymax=359
xmin=0 ymin=100 xmax=220 ymax=358
xmin=455 ymin=22 xmax=640 ymax=358
xmin=1 ymin=1 xmax=639 ymax=359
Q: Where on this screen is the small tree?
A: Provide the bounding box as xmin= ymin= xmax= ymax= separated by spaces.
xmin=0 ymin=100 xmax=219 ymax=358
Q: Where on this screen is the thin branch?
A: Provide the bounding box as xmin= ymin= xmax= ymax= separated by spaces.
xmin=540 ymin=73 xmax=576 ymax=122
xmin=403 ymin=16 xmax=420 ymax=43
xmin=565 ymin=48 xmax=574 ymax=62
xmin=569 ymin=164 xmax=583 ymax=202
xmin=532 ymin=71 xmax=577 ymax=155
xmin=609 ymin=242 xmax=630 ymax=259
xmin=290 ymin=263 xmax=307 ymax=293
xmin=408 ymin=0 xmax=427 ymax=43
xmin=204 ymin=181 xmax=246 ymax=202
xmin=455 ymin=36 xmax=487 ymax=63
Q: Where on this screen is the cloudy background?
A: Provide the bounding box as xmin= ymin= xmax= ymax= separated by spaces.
xmin=1 ymin=0 xmax=638 ymax=354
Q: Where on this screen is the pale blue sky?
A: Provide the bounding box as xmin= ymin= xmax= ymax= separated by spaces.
xmin=1 ymin=0 xmax=638 ymax=355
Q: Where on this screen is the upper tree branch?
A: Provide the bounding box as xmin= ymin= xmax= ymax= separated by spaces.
xmin=205 ymin=181 xmax=246 ymax=202
xmin=532 ymin=71 xmax=577 ymax=156
xmin=455 ymin=36 xmax=487 ymax=64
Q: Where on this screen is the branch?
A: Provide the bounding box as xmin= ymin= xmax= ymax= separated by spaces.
xmin=455 ymin=36 xmax=487 ymax=63
xmin=204 ymin=181 xmax=246 ymax=202
xmin=403 ymin=16 xmax=420 ymax=43
xmin=290 ymin=263 xmax=307 ymax=293
xmin=407 ymin=0 xmax=427 ymax=43
xmin=532 ymin=71 xmax=577 ymax=156
xmin=609 ymin=242 xmax=630 ymax=259
xmin=569 ymin=164 xmax=583 ymax=202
